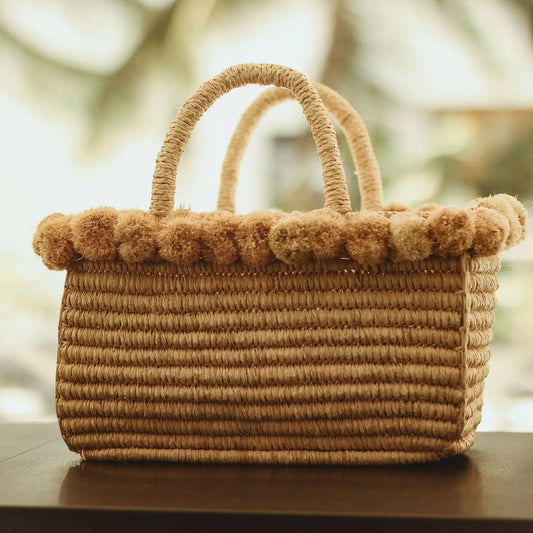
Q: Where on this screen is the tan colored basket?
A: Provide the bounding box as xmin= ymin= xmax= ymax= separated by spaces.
xmin=33 ymin=63 xmax=527 ymax=464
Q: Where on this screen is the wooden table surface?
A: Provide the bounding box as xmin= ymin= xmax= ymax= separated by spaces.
xmin=1 ymin=423 xmax=532 ymax=533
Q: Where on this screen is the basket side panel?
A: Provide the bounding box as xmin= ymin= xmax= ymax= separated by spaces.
xmin=56 ymin=257 xmax=491 ymax=464
xmin=439 ymin=255 xmax=500 ymax=458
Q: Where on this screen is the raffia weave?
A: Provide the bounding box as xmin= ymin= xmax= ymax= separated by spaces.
xmin=56 ymin=254 xmax=498 ymax=463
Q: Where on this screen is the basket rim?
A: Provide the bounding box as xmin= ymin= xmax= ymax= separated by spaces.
xmin=33 ymin=193 xmax=526 ymax=271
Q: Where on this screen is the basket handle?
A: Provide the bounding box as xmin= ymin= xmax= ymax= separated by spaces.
xmin=217 ymin=82 xmax=383 ymax=213
xmin=150 ymin=64 xmax=352 ymax=217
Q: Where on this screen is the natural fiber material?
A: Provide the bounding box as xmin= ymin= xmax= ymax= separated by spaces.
xmin=34 ymin=63 xmax=527 ymax=464
xmin=33 ymin=200 xmax=525 ymax=270
xmin=33 ymin=78 xmax=527 ymax=270
xmin=56 ymin=255 xmax=497 ymax=463
xmin=150 ymin=64 xmax=352 ymax=216
xmin=217 ymin=82 xmax=383 ymax=212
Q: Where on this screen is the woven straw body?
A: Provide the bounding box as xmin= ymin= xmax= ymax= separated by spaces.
xmin=56 ymin=254 xmax=498 ymax=464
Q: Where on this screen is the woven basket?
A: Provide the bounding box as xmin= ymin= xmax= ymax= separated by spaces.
xmin=33 ymin=63 xmax=527 ymax=464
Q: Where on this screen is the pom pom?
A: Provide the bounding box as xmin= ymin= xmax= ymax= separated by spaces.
xmin=343 ymin=211 xmax=389 ymax=264
xmin=201 ymin=211 xmax=240 ymax=265
xmin=170 ymin=206 xmax=195 ymax=219
xmin=303 ymin=209 xmax=345 ymax=260
xmin=494 ymin=194 xmax=527 ymax=244
xmin=235 ymin=211 xmax=284 ymax=267
xmin=158 ymin=214 xmax=203 ymax=264
xmin=471 ymin=207 xmax=510 ymax=256
xmin=32 ymin=213 xmax=63 ymax=255
xmin=417 ymin=203 xmax=439 ymax=213
xmin=33 ymin=214 xmax=78 ymax=270
xmin=71 ymin=207 xmax=118 ymax=261
xmin=471 ymin=195 xmax=522 ymax=247
xmin=269 ymin=214 xmax=312 ymax=264
xmin=428 ymin=207 xmax=475 ymax=256
xmin=115 ymin=210 xmax=159 ymax=263
xmin=382 ymin=202 xmax=410 ymax=212
xmin=389 ymin=213 xmax=433 ymax=262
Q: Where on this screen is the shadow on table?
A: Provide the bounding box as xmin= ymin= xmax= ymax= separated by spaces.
xmin=59 ymin=453 xmax=482 ymax=516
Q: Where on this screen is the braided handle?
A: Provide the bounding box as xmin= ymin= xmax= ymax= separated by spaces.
xmin=217 ymin=82 xmax=383 ymax=213
xmin=150 ymin=64 xmax=352 ymax=217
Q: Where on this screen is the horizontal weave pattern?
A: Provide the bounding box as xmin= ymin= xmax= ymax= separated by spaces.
xmin=56 ymin=255 xmax=499 ymax=464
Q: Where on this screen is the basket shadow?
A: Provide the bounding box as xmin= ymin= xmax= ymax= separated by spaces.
xmin=58 ymin=453 xmax=482 ymax=517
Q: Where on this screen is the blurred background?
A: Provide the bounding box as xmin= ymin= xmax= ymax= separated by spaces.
xmin=0 ymin=0 xmax=532 ymax=429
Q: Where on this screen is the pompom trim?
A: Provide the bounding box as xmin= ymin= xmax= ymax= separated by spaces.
xmin=33 ymin=194 xmax=527 ymax=270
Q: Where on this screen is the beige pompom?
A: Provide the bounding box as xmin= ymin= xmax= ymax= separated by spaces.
xmin=471 ymin=207 xmax=510 ymax=256
xmin=472 ymin=195 xmax=522 ymax=247
xmin=303 ymin=209 xmax=345 ymax=260
xmin=268 ymin=214 xmax=312 ymax=264
xmin=417 ymin=203 xmax=439 ymax=213
xmin=201 ymin=211 xmax=240 ymax=265
xmin=235 ymin=211 xmax=285 ymax=267
xmin=499 ymin=194 xmax=527 ymax=244
xmin=382 ymin=202 xmax=410 ymax=212
xmin=33 ymin=214 xmax=78 ymax=270
xmin=158 ymin=214 xmax=203 ymax=264
xmin=343 ymin=211 xmax=389 ymax=264
xmin=389 ymin=213 xmax=433 ymax=262
xmin=428 ymin=207 xmax=475 ymax=256
xmin=71 ymin=207 xmax=118 ymax=261
xmin=115 ymin=210 xmax=159 ymax=263
xmin=32 ymin=213 xmax=64 ymax=255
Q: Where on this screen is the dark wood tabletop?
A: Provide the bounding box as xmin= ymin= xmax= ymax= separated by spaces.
xmin=1 ymin=423 xmax=532 ymax=533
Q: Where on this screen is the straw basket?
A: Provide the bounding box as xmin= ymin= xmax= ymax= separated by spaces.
xmin=33 ymin=63 xmax=527 ymax=464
